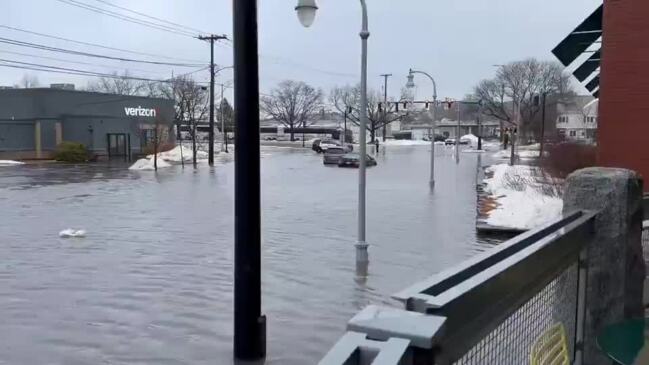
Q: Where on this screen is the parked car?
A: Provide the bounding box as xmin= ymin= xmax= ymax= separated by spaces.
xmin=312 ymin=139 xmax=350 ymax=153
xmin=338 ymin=153 xmax=377 ymax=168
xmin=445 ymin=138 xmax=456 ymax=145
xmin=323 ymin=147 xmax=347 ymax=165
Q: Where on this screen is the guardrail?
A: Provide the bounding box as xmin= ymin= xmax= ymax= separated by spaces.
xmin=319 ymin=211 xmax=596 ymax=365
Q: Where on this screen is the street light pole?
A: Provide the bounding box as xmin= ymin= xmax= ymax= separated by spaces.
xmin=296 ymin=0 xmax=370 ymax=264
xmin=407 ymin=69 xmax=437 ymax=188
xmin=356 ymin=0 xmax=370 ymax=262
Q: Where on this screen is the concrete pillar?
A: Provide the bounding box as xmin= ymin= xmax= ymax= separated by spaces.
xmin=34 ymin=121 xmax=42 ymax=159
xmin=563 ymin=167 xmax=645 ymax=365
xmin=55 ymin=122 xmax=63 ymax=146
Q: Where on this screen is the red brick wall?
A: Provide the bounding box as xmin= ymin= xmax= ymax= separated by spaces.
xmin=599 ymin=0 xmax=649 ymax=188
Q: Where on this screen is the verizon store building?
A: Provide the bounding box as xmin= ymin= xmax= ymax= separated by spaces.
xmin=0 ymin=87 xmax=175 ymax=160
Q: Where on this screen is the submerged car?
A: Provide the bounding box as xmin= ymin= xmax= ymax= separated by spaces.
xmin=323 ymin=147 xmax=347 ymax=165
xmin=338 ymin=153 xmax=377 ymax=168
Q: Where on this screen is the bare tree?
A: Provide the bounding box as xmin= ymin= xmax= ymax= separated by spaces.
xmin=474 ymin=58 xmax=573 ymax=141
xmin=330 ymin=84 xmax=405 ymax=142
xmin=20 ymin=74 xmax=40 ymax=88
xmin=87 ymin=71 xmax=144 ymax=95
xmin=260 ymin=80 xmax=322 ymax=142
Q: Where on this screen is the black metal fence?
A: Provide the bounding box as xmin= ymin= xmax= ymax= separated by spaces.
xmin=320 ymin=211 xmax=596 ymax=365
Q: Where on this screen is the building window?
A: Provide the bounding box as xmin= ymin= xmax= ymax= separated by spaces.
xmin=569 ymin=130 xmax=577 ymax=137
xmin=580 ymin=130 xmax=586 ymax=137
xmin=142 ymin=129 xmax=155 ymax=146
xmin=558 ymin=115 xmax=569 ymax=124
xmin=586 ymin=116 xmax=597 ymax=123
xmin=558 ymin=129 xmax=566 ymax=136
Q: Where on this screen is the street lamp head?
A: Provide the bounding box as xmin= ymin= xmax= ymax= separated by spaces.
xmin=406 ymin=73 xmax=416 ymax=89
xmin=295 ymin=0 xmax=318 ymax=28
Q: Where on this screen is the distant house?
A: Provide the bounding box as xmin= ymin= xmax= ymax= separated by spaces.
xmin=555 ymin=96 xmax=598 ymax=142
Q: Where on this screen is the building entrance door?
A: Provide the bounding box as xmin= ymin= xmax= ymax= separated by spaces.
xmin=107 ymin=133 xmax=130 ymax=161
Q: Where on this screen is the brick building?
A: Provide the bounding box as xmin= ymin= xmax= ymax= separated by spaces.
xmin=598 ymin=0 xmax=649 ymax=182
xmin=554 ymin=1 xmax=649 ymax=190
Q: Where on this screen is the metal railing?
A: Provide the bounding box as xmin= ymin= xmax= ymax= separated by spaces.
xmin=320 ymin=210 xmax=596 ymax=365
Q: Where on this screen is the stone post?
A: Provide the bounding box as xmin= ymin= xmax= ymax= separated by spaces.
xmin=563 ymin=167 xmax=645 ymax=365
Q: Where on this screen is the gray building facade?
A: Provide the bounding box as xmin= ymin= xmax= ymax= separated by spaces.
xmin=0 ymin=88 xmax=174 ymax=160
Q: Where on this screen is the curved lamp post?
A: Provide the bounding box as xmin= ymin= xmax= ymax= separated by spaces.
xmin=406 ymin=68 xmax=438 ymax=188
xmin=296 ymin=0 xmax=370 ymax=263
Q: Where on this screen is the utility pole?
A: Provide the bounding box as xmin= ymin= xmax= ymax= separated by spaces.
xmin=510 ymin=99 xmax=518 ymax=166
xmin=539 ymin=92 xmax=547 ymax=159
xmin=380 ymin=74 xmax=392 ymax=142
xmin=198 ymin=34 xmax=227 ymax=166
xmin=477 ymin=100 xmax=483 ymax=151
xmin=456 ymin=101 xmax=461 ymax=164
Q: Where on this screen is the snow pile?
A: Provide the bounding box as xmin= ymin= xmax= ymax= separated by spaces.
xmin=492 ymin=147 xmax=542 ymax=160
xmin=0 ymin=160 xmax=24 ymax=166
xmin=129 ymin=158 xmax=172 ymax=171
xmin=148 ymin=145 xmax=208 ymax=163
xmin=383 ymin=139 xmax=431 ymax=146
xmin=59 ymin=229 xmax=87 ymax=238
xmin=483 ymin=164 xmax=563 ymax=230
xmin=129 ymin=145 xmax=208 ymax=170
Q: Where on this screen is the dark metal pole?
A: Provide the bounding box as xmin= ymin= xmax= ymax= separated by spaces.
xmin=208 ymin=39 xmax=215 ymax=166
xmin=344 ymin=107 xmax=348 ymax=143
xmin=233 ymin=0 xmax=265 ymax=360
xmin=540 ymin=92 xmax=547 ymax=159
xmin=380 ymin=74 xmax=391 ymax=142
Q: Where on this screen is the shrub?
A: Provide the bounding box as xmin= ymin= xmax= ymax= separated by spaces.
xmin=53 ymin=141 xmax=90 ymax=163
xmin=541 ymin=142 xmax=597 ymax=178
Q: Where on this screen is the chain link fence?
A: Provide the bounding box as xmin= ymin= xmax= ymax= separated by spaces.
xmin=454 ymin=264 xmax=578 ymax=365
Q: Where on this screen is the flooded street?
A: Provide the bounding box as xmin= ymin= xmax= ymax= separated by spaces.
xmin=0 ymin=145 xmax=496 ymax=364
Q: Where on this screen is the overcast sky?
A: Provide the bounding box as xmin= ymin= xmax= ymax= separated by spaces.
xmin=1 ymin=0 xmax=601 ymax=101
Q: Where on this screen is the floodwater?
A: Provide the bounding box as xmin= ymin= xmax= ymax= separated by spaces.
xmin=0 ymin=145 xmax=497 ymax=364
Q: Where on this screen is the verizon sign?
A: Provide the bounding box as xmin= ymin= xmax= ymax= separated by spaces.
xmin=124 ymin=106 xmax=157 ymax=117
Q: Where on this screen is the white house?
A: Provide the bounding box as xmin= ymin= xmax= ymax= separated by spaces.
xmin=555 ymin=96 xmax=598 ymax=142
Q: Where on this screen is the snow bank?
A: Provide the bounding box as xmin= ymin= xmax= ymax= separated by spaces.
xmin=492 ymin=148 xmax=542 ymax=160
xmin=129 ymin=158 xmax=172 ymax=171
xmin=0 ymin=160 xmax=24 ymax=166
xmin=483 ymin=164 xmax=563 ymax=230
xmin=129 ymin=145 xmax=209 ymax=170
xmin=59 ymin=229 xmax=87 ymax=238
xmin=383 ymin=139 xmax=431 ymax=146
xmin=148 ymin=145 xmax=208 ymax=163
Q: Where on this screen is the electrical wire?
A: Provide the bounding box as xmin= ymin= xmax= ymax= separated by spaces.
xmin=0 ymin=58 xmax=209 ymax=84
xmin=90 ymin=0 xmax=210 ymax=35
xmin=0 ymin=48 xmax=173 ymax=76
xmin=0 ymin=36 xmax=206 ymax=67
xmin=0 ymin=24 xmax=205 ymax=63
xmin=54 ymin=0 xmax=197 ymax=38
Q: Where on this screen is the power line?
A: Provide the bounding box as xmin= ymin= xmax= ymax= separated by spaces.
xmin=0 ymin=36 xmax=206 ymax=67
xmin=0 ymin=58 xmax=208 ymax=84
xmin=90 ymin=0 xmax=210 ymax=35
xmin=0 ymin=24 xmax=205 ymax=63
xmin=54 ymin=0 xmax=197 ymax=38
xmin=0 ymin=48 xmax=172 ymax=76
